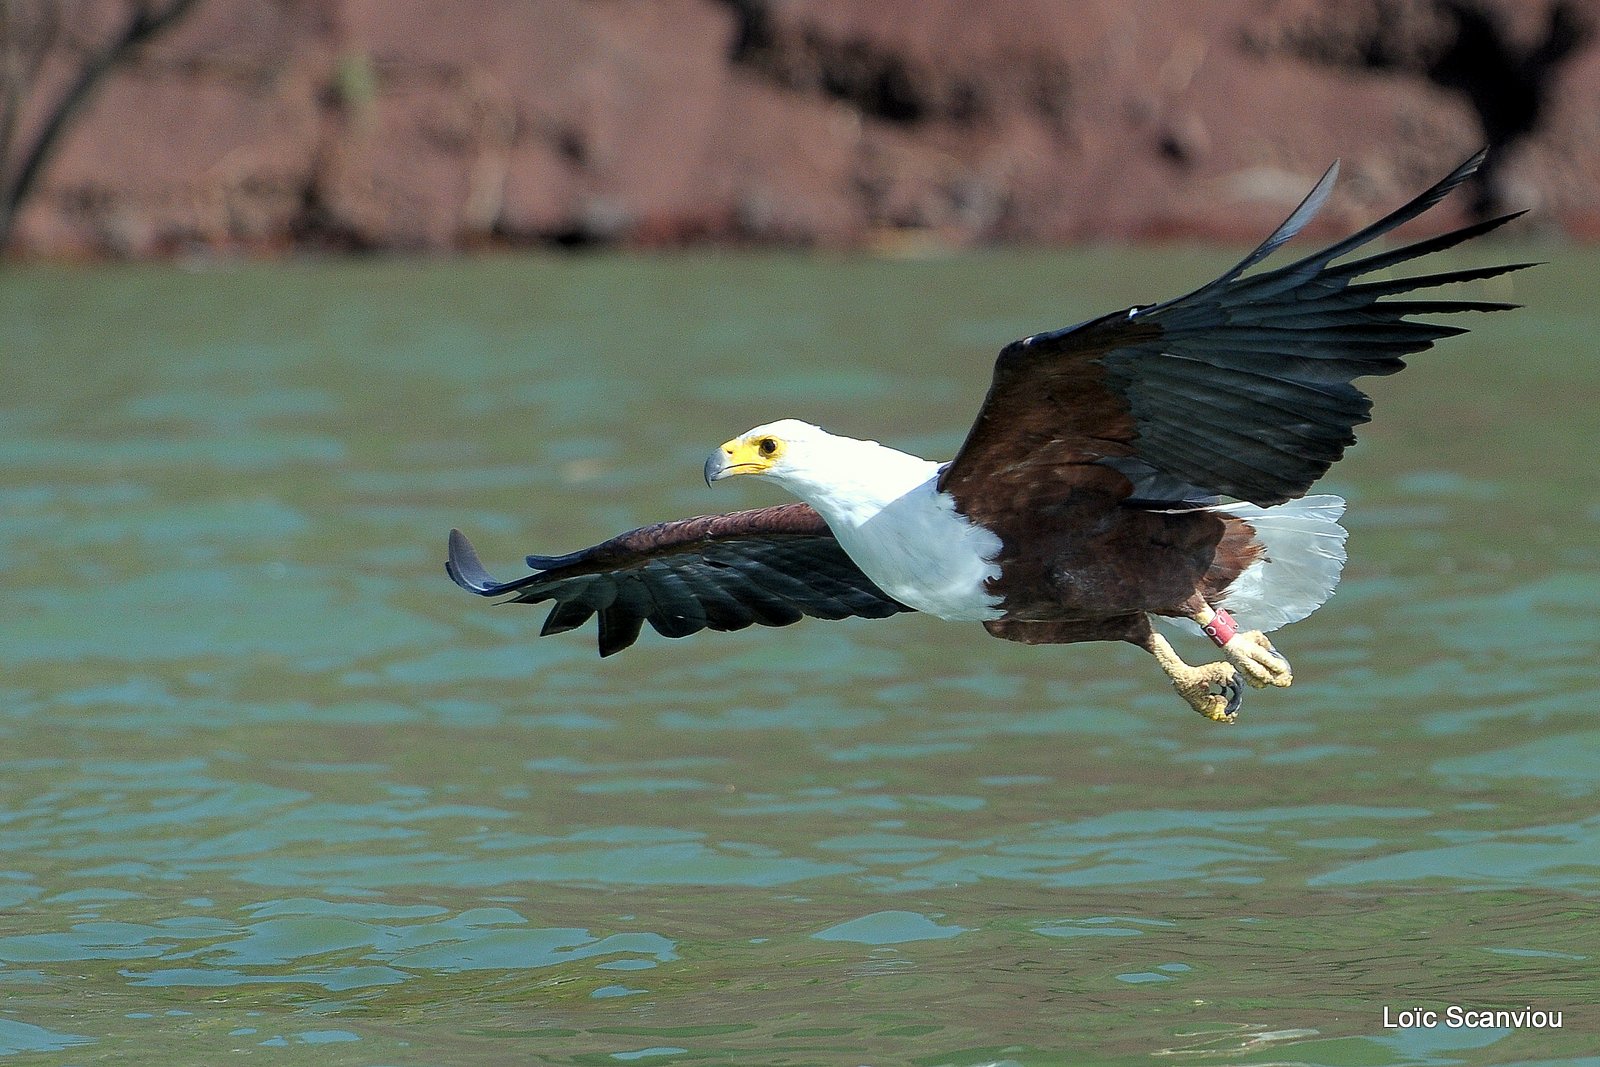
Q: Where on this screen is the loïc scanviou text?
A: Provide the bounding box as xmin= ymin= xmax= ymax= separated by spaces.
xmin=1383 ymin=1006 xmax=1563 ymax=1029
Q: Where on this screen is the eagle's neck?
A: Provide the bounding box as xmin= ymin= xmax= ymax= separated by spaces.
xmin=771 ymin=436 xmax=941 ymax=524
xmin=770 ymin=436 xmax=1004 ymax=621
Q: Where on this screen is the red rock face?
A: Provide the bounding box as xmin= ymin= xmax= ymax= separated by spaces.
xmin=6 ymin=0 xmax=1597 ymax=257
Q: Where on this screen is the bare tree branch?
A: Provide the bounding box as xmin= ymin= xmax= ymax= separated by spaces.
xmin=1 ymin=0 xmax=204 ymax=251
xmin=0 ymin=1 xmax=67 ymax=177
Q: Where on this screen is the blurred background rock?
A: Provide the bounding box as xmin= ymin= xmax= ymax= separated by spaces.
xmin=2 ymin=0 xmax=1595 ymax=259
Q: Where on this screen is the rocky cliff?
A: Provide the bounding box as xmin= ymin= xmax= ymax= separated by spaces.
xmin=7 ymin=0 xmax=1597 ymax=257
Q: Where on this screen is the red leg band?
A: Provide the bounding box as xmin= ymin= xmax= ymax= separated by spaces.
xmin=1201 ymin=608 xmax=1238 ymax=648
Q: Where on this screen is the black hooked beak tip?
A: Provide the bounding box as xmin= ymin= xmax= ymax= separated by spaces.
xmin=704 ymin=451 xmax=724 ymax=487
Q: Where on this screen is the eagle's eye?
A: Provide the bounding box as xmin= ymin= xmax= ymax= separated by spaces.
xmin=758 ymin=437 xmax=779 ymax=456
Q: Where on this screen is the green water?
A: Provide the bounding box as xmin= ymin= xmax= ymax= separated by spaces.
xmin=1 ymin=246 xmax=1596 ymax=1065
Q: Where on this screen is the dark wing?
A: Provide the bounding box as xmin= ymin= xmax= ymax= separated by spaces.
xmin=940 ymin=149 xmax=1533 ymax=512
xmin=446 ymin=502 xmax=913 ymax=656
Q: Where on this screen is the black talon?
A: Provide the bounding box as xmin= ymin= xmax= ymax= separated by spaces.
xmin=1218 ymin=677 xmax=1244 ymax=721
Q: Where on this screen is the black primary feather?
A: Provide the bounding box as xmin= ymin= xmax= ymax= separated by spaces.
xmin=941 ymin=149 xmax=1533 ymax=510
xmin=446 ymin=505 xmax=912 ymax=656
xmin=1105 ymin=151 xmax=1531 ymax=505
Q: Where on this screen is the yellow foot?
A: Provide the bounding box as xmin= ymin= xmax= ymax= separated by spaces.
xmin=1146 ymin=632 xmax=1246 ymax=724
xmin=1223 ymin=630 xmax=1294 ymax=690
xmin=1168 ymin=660 xmax=1243 ymax=724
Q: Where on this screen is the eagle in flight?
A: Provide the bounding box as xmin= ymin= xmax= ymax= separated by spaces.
xmin=448 ymin=150 xmax=1527 ymax=723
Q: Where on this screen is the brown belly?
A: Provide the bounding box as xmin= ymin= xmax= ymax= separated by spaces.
xmin=984 ymin=497 xmax=1261 ymax=623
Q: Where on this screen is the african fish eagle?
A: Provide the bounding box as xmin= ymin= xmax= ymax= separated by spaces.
xmin=447 ymin=150 xmax=1527 ymax=723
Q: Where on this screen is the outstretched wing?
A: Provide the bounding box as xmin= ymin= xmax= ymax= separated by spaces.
xmin=446 ymin=502 xmax=913 ymax=656
xmin=940 ymin=149 xmax=1532 ymax=513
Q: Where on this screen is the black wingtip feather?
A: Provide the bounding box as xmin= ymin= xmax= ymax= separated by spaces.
xmin=1334 ymin=209 xmax=1530 ymax=281
xmin=1097 ymin=149 xmax=1523 ymax=506
xmin=447 ymin=528 xmax=502 ymax=595
xmin=540 ymin=598 xmax=596 ymax=636
xmin=597 ymin=608 xmax=645 ymax=657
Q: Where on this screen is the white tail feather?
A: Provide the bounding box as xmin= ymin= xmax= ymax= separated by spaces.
xmin=1157 ymin=495 xmax=1349 ymax=637
xmin=1214 ymin=495 xmax=1349 ymax=632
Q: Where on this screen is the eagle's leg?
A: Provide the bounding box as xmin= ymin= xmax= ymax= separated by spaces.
xmin=1143 ymin=631 xmax=1244 ymax=724
xmin=1195 ymin=606 xmax=1294 ymax=690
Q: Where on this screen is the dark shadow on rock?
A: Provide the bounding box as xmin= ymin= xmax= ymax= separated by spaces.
xmin=1429 ymin=0 xmax=1591 ymax=212
xmin=1253 ymin=0 xmax=1593 ymax=215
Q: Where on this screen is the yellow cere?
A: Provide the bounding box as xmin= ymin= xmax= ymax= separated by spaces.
xmin=718 ymin=434 xmax=785 ymax=475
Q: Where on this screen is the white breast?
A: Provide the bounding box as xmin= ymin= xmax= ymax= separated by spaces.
xmin=827 ymin=472 xmax=1003 ymax=621
xmin=756 ymin=430 xmax=1004 ymax=622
